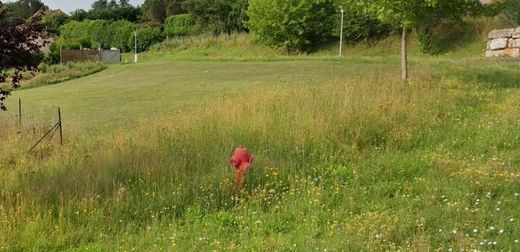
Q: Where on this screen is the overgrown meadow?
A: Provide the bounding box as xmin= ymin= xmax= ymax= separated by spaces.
xmin=1 ymin=49 xmax=520 ymax=250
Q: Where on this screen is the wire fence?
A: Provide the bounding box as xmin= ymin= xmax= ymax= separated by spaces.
xmin=0 ymin=98 xmax=63 ymax=152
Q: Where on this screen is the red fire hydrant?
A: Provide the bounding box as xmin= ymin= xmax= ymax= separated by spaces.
xmin=229 ymin=145 xmax=254 ymax=190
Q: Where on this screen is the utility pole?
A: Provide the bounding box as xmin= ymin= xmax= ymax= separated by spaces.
xmin=339 ymin=6 xmax=344 ymax=57
xmin=134 ymin=31 xmax=138 ymax=63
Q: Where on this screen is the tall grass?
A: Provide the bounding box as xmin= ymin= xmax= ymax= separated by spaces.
xmin=0 ymin=72 xmax=495 ymax=250
xmin=1 ymin=60 xmax=520 ymax=250
xmin=23 ymin=62 xmax=107 ymax=90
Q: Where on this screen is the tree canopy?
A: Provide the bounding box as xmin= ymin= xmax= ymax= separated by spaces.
xmin=0 ymin=2 xmax=48 ymax=110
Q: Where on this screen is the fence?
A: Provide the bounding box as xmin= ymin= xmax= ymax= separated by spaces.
xmin=0 ymin=98 xmax=64 ymax=152
xmin=61 ymin=48 xmax=121 ymax=64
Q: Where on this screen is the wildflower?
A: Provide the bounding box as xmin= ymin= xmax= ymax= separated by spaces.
xmin=489 ymin=226 xmax=495 ymax=230
xmin=499 ymin=229 xmax=504 ymax=234
xmin=473 ymin=229 xmax=478 ymax=233
xmin=452 ymin=230 xmax=457 ymax=234
xmin=509 ymin=218 xmax=514 ymax=222
xmin=496 ymin=208 xmax=500 ymax=211
xmin=479 ymin=242 xmax=484 ymax=246
xmin=492 ymin=241 xmax=497 ymax=245
xmin=514 ymin=240 xmax=519 ymax=243
xmin=439 ymin=229 xmax=443 ymax=232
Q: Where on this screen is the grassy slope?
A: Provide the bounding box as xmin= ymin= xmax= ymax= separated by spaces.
xmin=1 ymin=31 xmax=520 ymax=251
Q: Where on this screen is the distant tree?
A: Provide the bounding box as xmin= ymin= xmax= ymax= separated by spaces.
xmin=119 ymin=0 xmax=131 ymax=6
xmin=166 ymin=0 xmax=184 ymax=16
xmin=0 ymin=2 xmax=48 ymax=110
xmin=143 ymin=0 xmax=186 ymax=23
xmin=108 ymin=0 xmax=119 ymax=9
xmin=70 ymin=9 xmax=88 ymax=21
xmin=92 ymin=0 xmax=109 ymax=10
xmin=143 ymin=0 xmax=168 ymax=23
xmin=4 ymin=0 xmax=47 ymax=20
xmin=71 ymin=2 xmax=142 ymax=22
xmin=40 ymin=11 xmax=69 ymax=35
xmin=183 ymin=0 xmax=248 ymax=36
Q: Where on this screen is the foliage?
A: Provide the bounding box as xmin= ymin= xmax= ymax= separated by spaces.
xmin=183 ymin=0 xmax=249 ymax=36
xmin=164 ymin=14 xmax=195 ymax=37
xmin=143 ymin=0 xmax=185 ymax=23
xmin=3 ymin=0 xmax=47 ymax=20
xmin=355 ymin=0 xmax=490 ymax=54
xmin=70 ymin=1 xmax=142 ymax=22
xmin=247 ymin=0 xmax=336 ymax=53
xmin=40 ymin=12 xmax=69 ymax=35
xmin=0 ymin=4 xmax=47 ymax=110
xmin=333 ymin=1 xmax=389 ymax=42
xmin=59 ymin=20 xmax=139 ymax=52
xmin=24 ymin=62 xmax=108 ymax=89
xmin=131 ymin=25 xmax=165 ymax=52
xmin=499 ymin=0 xmax=520 ymax=26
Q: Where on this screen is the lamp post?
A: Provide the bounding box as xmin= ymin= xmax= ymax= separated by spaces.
xmin=339 ymin=6 xmax=344 ymax=57
xmin=134 ymin=31 xmax=138 ymax=63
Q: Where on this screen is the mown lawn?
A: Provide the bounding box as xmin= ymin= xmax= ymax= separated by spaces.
xmin=1 ymin=46 xmax=519 ymax=251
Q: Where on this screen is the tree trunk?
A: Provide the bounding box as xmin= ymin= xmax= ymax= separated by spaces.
xmin=401 ymin=26 xmax=408 ymax=82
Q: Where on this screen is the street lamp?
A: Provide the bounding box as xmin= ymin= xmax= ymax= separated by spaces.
xmin=134 ymin=31 xmax=138 ymax=63
xmin=339 ymin=6 xmax=344 ymax=57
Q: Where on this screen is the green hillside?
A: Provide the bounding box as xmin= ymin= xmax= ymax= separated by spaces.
xmin=1 ymin=28 xmax=520 ymax=251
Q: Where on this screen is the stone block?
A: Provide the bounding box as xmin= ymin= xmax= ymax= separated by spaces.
xmin=485 ymin=48 xmax=520 ymax=58
xmin=488 ymin=28 xmax=514 ymax=39
xmin=510 ymin=39 xmax=520 ymax=48
xmin=513 ymin=28 xmax=520 ymax=38
xmin=489 ymin=38 xmax=509 ymax=50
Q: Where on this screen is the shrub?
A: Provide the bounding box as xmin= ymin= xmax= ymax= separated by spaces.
xmin=108 ymin=20 xmax=138 ymax=52
xmin=59 ymin=20 xmax=139 ymax=53
xmin=247 ymin=0 xmax=336 ymax=53
xmin=333 ymin=2 xmax=389 ymax=42
xmin=164 ymin=14 xmax=195 ymax=37
xmin=131 ymin=25 xmax=165 ymax=52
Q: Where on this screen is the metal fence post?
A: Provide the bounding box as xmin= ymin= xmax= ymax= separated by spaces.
xmin=58 ymin=107 xmax=63 ymax=145
xmin=18 ymin=98 xmax=22 ymax=133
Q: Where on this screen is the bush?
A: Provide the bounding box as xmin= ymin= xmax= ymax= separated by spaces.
xmin=247 ymin=0 xmax=336 ymax=53
xmin=108 ymin=20 xmax=138 ymax=52
xmin=59 ymin=20 xmax=139 ymax=53
xmin=333 ymin=2 xmax=389 ymax=42
xmin=164 ymin=14 xmax=195 ymax=37
xmin=131 ymin=25 xmax=165 ymax=52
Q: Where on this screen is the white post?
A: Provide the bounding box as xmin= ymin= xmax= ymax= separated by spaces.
xmin=134 ymin=31 xmax=138 ymax=63
xmin=339 ymin=6 xmax=344 ymax=57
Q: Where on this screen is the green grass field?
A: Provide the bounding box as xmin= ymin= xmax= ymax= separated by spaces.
xmin=1 ymin=34 xmax=520 ymax=251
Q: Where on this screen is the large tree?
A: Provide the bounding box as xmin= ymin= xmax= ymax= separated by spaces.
xmin=4 ymin=0 xmax=47 ymax=20
xmin=183 ymin=0 xmax=248 ymax=35
xmin=0 ymin=2 xmax=47 ymax=110
xmin=143 ymin=0 xmax=185 ymax=23
xmin=355 ymin=0 xmax=486 ymax=81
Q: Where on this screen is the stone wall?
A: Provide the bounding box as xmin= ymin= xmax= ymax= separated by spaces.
xmin=486 ymin=28 xmax=520 ymax=58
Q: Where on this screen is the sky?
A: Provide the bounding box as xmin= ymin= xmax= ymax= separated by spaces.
xmin=5 ymin=0 xmax=146 ymax=14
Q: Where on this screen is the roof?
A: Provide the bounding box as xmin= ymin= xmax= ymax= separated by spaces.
xmin=31 ymin=8 xmax=69 ymax=19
